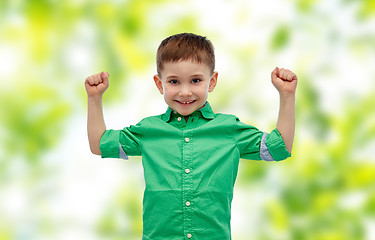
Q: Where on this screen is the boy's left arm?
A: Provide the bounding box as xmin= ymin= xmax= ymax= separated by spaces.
xmin=271 ymin=67 xmax=298 ymax=153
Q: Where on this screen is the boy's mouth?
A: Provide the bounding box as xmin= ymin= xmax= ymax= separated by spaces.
xmin=175 ymin=100 xmax=196 ymax=105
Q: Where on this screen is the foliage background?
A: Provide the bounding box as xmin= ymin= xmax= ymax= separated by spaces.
xmin=1 ymin=0 xmax=375 ymax=239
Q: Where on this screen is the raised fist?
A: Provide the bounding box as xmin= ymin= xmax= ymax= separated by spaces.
xmin=271 ymin=67 xmax=297 ymax=95
xmin=85 ymin=72 xmax=110 ymax=97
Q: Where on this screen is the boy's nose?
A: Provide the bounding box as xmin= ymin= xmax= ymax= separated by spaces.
xmin=179 ymin=86 xmax=192 ymax=97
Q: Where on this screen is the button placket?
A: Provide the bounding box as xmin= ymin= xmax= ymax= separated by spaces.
xmin=182 ymin=131 xmax=193 ymax=239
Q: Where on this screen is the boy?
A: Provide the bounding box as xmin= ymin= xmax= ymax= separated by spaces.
xmin=85 ymin=33 xmax=297 ymax=240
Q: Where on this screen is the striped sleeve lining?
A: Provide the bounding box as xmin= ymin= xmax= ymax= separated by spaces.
xmin=119 ymin=143 xmax=129 ymax=160
xmin=260 ymin=132 xmax=274 ymax=161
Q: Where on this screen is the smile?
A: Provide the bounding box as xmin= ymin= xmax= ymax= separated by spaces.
xmin=175 ymin=100 xmax=196 ymax=105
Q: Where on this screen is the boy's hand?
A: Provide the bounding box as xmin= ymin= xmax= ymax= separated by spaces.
xmin=85 ymin=72 xmax=110 ymax=97
xmin=271 ymin=67 xmax=297 ymax=95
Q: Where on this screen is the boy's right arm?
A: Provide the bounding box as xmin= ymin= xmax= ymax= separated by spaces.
xmin=85 ymin=72 xmax=110 ymax=155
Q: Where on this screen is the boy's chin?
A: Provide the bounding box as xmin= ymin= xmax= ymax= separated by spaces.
xmin=172 ymin=106 xmax=199 ymax=116
xmin=167 ymin=99 xmax=206 ymax=116
xmin=175 ymin=109 xmax=196 ymax=116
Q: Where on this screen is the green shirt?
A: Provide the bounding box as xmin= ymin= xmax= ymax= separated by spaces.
xmin=100 ymin=102 xmax=291 ymax=240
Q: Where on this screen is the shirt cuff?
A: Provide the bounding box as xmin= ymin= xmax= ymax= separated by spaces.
xmin=261 ymin=129 xmax=291 ymax=161
xmin=99 ymin=130 xmax=128 ymax=159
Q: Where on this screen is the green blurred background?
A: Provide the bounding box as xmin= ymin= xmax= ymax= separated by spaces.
xmin=1 ymin=0 xmax=375 ymax=239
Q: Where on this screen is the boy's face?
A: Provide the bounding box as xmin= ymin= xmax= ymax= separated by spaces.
xmin=154 ymin=60 xmax=218 ymax=116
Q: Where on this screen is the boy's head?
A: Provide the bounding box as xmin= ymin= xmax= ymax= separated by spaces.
xmin=154 ymin=33 xmax=218 ymax=116
xmin=156 ymin=33 xmax=215 ymax=76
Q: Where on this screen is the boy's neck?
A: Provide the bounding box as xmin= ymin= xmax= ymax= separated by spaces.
xmin=170 ymin=101 xmax=208 ymax=123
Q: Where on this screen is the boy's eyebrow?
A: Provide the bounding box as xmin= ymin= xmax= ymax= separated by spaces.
xmin=166 ymin=73 xmax=204 ymax=79
xmin=191 ymin=74 xmax=204 ymax=78
xmin=166 ymin=75 xmax=179 ymax=79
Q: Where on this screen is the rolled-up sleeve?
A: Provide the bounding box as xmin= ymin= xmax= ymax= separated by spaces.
xmin=99 ymin=125 xmax=142 ymax=159
xmin=260 ymin=129 xmax=291 ymax=161
xmin=233 ymin=117 xmax=291 ymax=161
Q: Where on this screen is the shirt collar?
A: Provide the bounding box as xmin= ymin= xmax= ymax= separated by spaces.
xmin=161 ymin=102 xmax=215 ymax=122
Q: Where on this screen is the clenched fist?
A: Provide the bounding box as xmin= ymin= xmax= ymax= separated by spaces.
xmin=85 ymin=72 xmax=110 ymax=97
xmin=271 ymin=67 xmax=298 ymax=95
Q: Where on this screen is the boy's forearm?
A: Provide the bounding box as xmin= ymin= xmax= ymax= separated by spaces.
xmin=87 ymin=96 xmax=106 ymax=155
xmin=276 ymin=93 xmax=295 ymax=153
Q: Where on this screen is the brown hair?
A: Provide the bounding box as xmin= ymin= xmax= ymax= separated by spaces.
xmin=156 ymin=33 xmax=215 ymax=76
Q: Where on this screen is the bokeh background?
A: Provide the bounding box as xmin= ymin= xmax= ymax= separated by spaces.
xmin=1 ymin=0 xmax=375 ymax=239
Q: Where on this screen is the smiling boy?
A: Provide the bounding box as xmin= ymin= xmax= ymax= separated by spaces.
xmin=154 ymin=60 xmax=217 ymax=119
xmin=85 ymin=33 xmax=297 ymax=239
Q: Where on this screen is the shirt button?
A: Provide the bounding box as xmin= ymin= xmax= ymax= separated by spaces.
xmin=186 ymin=201 xmax=191 ymax=206
xmin=185 ymin=168 xmax=190 ymax=174
xmin=185 ymin=137 xmax=190 ymax=143
xmin=187 ymin=233 xmax=192 ymax=238
xmin=177 ymin=117 xmax=182 ymax=121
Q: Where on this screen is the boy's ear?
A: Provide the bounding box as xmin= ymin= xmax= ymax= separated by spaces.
xmin=208 ymin=72 xmax=218 ymax=92
xmin=154 ymin=75 xmax=164 ymax=94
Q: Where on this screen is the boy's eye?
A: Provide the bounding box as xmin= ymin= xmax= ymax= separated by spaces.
xmin=169 ymin=80 xmax=178 ymax=84
xmin=192 ymin=78 xmax=201 ymax=83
